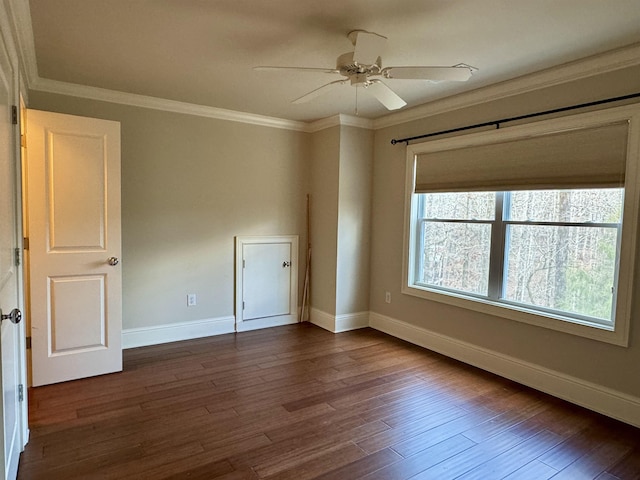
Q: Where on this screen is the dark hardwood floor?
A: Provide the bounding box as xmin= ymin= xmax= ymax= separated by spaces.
xmin=18 ymin=323 xmax=640 ymax=479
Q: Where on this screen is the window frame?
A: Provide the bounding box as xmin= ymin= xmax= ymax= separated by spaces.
xmin=414 ymin=190 xmax=622 ymax=327
xmin=402 ymin=105 xmax=640 ymax=346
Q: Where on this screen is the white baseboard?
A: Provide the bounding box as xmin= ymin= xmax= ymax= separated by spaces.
xmin=122 ymin=316 xmax=235 ymax=349
xmin=310 ymin=308 xmax=335 ymax=332
xmin=310 ymin=308 xmax=369 ymax=333
xmin=336 ymin=311 xmax=370 ymax=332
xmin=369 ymin=312 xmax=640 ymax=428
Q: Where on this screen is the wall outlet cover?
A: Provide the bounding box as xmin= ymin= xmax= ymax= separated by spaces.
xmin=187 ymin=294 xmax=197 ymax=306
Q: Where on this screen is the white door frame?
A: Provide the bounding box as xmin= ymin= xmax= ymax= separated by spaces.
xmin=235 ymin=235 xmax=298 ymax=332
xmin=0 ymin=24 xmax=28 ymax=479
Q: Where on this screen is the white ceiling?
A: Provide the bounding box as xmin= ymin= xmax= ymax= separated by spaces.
xmin=23 ymin=0 xmax=640 ymax=123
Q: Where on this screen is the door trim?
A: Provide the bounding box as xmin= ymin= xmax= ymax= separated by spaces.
xmin=235 ymin=235 xmax=298 ymax=332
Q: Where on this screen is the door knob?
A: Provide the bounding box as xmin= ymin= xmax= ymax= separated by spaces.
xmin=107 ymin=256 xmax=119 ymax=266
xmin=0 ymin=308 xmax=22 ymax=324
xmin=282 ymin=261 xmax=291 ymax=268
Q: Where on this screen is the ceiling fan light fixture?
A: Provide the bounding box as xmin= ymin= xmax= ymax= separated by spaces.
xmin=350 ymin=73 xmax=368 ymax=86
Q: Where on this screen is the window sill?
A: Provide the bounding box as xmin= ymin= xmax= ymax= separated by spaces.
xmin=402 ymin=283 xmax=628 ymax=346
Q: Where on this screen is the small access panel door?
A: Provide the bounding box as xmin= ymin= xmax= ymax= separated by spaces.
xmin=236 ymin=236 xmax=298 ymax=332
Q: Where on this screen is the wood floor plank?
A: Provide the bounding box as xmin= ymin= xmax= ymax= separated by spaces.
xmin=260 ymin=442 xmax=366 ymax=480
xmin=360 ymin=434 xmax=477 ymax=480
xmin=18 ymin=324 xmax=640 ymax=479
xmin=408 ymin=427 xmax=536 ymax=480
xmin=230 ymin=419 xmax=389 ymax=472
xmin=159 ymin=459 xmax=236 ymax=480
xmin=390 ymin=406 xmax=498 ymax=458
xmin=455 ymin=429 xmax=563 ymax=479
xmin=357 ymin=404 xmax=469 ymax=454
xmin=91 ymin=440 xmax=207 ymax=479
xmin=607 ymin=446 xmax=640 ymax=480
xmin=549 ymin=437 xmax=634 ymax=480
xmin=538 ymin=423 xmax=612 ymax=470
xmin=312 ymin=447 xmax=403 ymax=480
xmin=117 ymin=435 xmax=270 ymax=480
xmin=502 ymin=459 xmax=559 ymax=480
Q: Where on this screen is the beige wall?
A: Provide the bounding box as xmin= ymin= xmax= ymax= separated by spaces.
xmin=369 ymin=65 xmax=640 ymax=398
xmin=28 ymin=92 xmax=310 ymax=329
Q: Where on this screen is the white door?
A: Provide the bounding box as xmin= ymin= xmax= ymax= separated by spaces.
xmin=244 ymin=242 xmax=291 ymax=319
xmin=0 ymin=38 xmax=23 ymax=480
xmin=236 ymin=236 xmax=298 ymax=332
xmin=26 ymin=110 xmax=122 ymax=387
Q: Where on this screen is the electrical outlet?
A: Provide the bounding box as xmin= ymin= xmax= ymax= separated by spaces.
xmin=187 ymin=293 xmax=197 ymax=307
xmin=385 ymin=291 xmax=391 ymax=304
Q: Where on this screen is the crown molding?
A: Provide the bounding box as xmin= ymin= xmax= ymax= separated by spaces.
xmin=373 ymin=42 xmax=640 ymax=130
xmin=30 ymin=77 xmax=310 ymax=132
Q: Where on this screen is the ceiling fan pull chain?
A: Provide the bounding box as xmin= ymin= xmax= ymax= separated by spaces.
xmin=355 ymin=85 xmax=358 ymax=116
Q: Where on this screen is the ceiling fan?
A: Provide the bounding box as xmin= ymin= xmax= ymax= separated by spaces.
xmin=255 ymin=30 xmax=476 ymax=111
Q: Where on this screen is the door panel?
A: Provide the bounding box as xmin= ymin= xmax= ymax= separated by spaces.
xmin=235 ymin=236 xmax=298 ymax=332
xmin=49 ymin=275 xmax=106 ymax=353
xmin=243 ymin=242 xmax=291 ymax=320
xmin=48 ymin=132 xmax=106 ymax=250
xmin=27 ymin=109 xmax=122 ymax=387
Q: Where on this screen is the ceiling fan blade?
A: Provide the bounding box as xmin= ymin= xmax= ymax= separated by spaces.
xmin=366 ymin=80 xmax=407 ymax=110
xmin=292 ymin=80 xmax=346 ymax=104
xmin=351 ymin=30 xmax=387 ymax=65
xmin=382 ymin=65 xmax=475 ymax=82
xmin=254 ymin=66 xmax=340 ymax=74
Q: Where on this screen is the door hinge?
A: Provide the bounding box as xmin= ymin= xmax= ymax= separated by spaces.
xmin=11 ymin=105 xmax=18 ymax=125
xmin=23 ymin=237 xmax=29 ymax=250
xmin=242 ymin=259 xmax=246 ymax=268
xmin=14 ymin=247 xmax=20 ymax=266
xmin=18 ymin=384 xmax=24 ymax=402
xmin=20 ymin=134 xmax=26 ymax=148
xmin=242 ymin=301 xmax=245 ymax=310
xmin=26 ymin=336 xmax=31 ymax=350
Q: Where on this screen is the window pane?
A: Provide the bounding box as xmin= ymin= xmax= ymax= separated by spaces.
xmin=420 ymin=222 xmax=491 ymax=295
xmin=508 ymin=189 xmax=623 ymax=223
xmin=504 ymin=225 xmax=618 ymax=320
xmin=423 ymin=192 xmax=495 ymax=220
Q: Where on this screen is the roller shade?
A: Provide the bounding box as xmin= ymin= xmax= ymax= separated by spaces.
xmin=414 ymin=122 xmax=628 ymax=193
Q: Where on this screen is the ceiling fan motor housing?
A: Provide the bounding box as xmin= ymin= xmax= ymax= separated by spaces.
xmin=336 ymin=52 xmax=381 ymax=82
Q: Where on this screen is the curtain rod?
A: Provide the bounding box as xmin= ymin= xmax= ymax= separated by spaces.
xmin=390 ymin=92 xmax=640 ymax=146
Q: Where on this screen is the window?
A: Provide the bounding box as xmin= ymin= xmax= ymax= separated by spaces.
xmin=403 ymin=107 xmax=640 ymax=345
xmin=415 ymin=189 xmax=623 ymax=327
